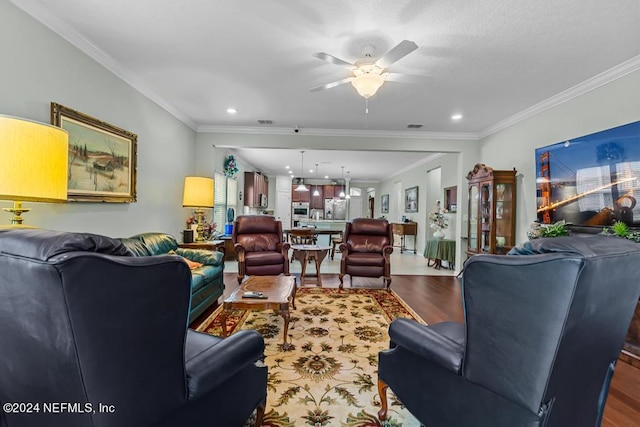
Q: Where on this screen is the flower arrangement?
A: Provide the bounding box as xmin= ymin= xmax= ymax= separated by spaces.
xmin=201 ymin=220 xmax=217 ymax=240
xmin=429 ymin=201 xmax=448 ymax=231
xmin=223 ymin=155 xmax=238 ymax=177
xmin=186 ymin=215 xmax=216 ymax=240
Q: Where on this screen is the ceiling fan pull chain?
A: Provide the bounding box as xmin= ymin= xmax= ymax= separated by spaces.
xmin=364 ymin=99 xmax=369 ymax=129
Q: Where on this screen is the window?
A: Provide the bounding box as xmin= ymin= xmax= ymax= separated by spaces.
xmin=213 ymin=172 xmax=237 ymax=235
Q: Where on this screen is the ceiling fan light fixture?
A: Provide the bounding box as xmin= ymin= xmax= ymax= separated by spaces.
xmin=351 ymin=72 xmax=385 ymax=99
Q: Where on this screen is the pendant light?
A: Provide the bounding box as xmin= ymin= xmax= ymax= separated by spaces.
xmin=313 ymin=163 xmax=320 ymax=196
xmin=339 ymin=166 xmax=346 ymax=198
xmin=345 ymin=171 xmax=351 ymax=199
xmin=294 ymin=150 xmax=309 ymax=192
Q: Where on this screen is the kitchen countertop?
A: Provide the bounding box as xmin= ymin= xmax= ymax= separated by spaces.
xmin=299 ymin=220 xmax=347 ymax=230
xmin=301 ymin=220 xmax=347 ymax=223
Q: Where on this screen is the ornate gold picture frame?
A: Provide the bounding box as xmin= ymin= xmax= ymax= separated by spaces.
xmin=51 ymin=102 xmax=137 ymax=203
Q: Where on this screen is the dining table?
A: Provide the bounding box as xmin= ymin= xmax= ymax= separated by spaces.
xmin=284 ymin=228 xmax=344 ymax=245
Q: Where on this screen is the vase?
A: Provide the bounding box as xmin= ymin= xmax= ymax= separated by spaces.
xmin=433 ymin=229 xmax=445 ymax=240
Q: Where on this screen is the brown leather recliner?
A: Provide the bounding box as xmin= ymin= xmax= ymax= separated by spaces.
xmin=233 ymin=215 xmax=290 ymax=284
xmin=339 ymin=218 xmax=393 ymax=290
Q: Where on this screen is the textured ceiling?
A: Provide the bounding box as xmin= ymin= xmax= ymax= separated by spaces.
xmin=11 ymin=0 xmax=640 ymax=180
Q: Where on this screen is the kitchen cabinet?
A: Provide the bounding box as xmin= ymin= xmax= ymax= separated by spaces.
xmin=323 ymin=185 xmax=345 ymax=199
xmin=466 ymin=164 xmax=516 ymax=255
xmin=244 ymin=172 xmax=268 ymax=207
xmin=310 ymin=185 xmax=324 ymax=209
xmin=291 ymin=184 xmax=310 ymax=202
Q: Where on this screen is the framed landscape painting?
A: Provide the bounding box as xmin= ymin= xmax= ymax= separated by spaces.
xmin=51 ymin=102 xmax=137 ymax=202
xmin=405 ymin=186 xmax=418 ymax=213
xmin=381 ymin=194 xmax=389 ymax=213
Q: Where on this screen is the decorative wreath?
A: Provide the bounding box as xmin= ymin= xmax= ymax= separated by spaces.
xmin=224 ymin=155 xmax=238 ymax=177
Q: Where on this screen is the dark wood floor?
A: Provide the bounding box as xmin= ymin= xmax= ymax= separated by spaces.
xmin=192 ymin=273 xmax=640 ymax=427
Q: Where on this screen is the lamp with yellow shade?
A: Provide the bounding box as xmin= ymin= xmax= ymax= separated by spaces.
xmin=0 ymin=115 xmax=69 ymax=227
xmin=182 ymin=176 xmax=214 ymax=242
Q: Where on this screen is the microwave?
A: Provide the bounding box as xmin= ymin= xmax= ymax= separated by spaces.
xmin=292 ymin=202 xmax=309 ymax=218
xmin=259 ymin=193 xmax=267 ymax=208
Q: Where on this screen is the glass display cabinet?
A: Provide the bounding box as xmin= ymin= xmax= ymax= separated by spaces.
xmin=466 ymin=164 xmax=517 ymax=255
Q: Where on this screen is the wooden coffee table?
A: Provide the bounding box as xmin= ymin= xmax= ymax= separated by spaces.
xmin=220 ymin=275 xmax=296 ymax=350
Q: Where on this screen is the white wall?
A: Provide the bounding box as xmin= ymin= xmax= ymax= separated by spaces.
xmin=376 ymin=152 xmax=467 ymax=267
xmin=480 ymin=70 xmax=640 ymax=243
xmin=0 ymin=2 xmax=197 ymax=238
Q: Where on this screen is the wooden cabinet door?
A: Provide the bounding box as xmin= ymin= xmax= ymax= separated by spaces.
xmin=244 ymin=172 xmax=257 ymax=207
xmin=292 ymin=184 xmax=310 ymax=202
xmin=310 ymin=185 xmax=324 ymax=209
xmin=323 ymin=185 xmax=335 ymax=199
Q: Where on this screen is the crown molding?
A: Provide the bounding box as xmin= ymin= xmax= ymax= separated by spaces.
xmin=16 ymin=1 xmax=637 ymax=141
xmin=479 ymin=55 xmax=640 ymax=139
xmin=12 ymin=0 xmax=198 ymax=130
xmin=386 ymin=153 xmax=445 ymax=180
xmin=198 ymin=125 xmax=480 ymax=140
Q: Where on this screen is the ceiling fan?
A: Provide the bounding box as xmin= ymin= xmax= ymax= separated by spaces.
xmin=310 ymin=40 xmax=422 ymax=99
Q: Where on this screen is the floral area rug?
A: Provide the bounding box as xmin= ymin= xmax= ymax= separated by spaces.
xmin=196 ymin=287 xmax=424 ymax=426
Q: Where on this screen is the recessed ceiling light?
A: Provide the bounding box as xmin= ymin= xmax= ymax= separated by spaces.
xmin=226 ymin=107 xmax=237 ymax=114
xmin=324 ymin=175 xmax=329 ymax=179
xmin=288 ymin=170 xmax=293 ymax=174
xmin=451 ymin=114 xmax=463 ymax=120
xmin=309 ymin=169 xmax=314 ymax=173
xmin=285 ymin=165 xmax=290 ymax=169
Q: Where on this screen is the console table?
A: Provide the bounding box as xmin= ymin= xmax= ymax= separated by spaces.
xmin=392 ymin=222 xmax=417 ymax=253
xmin=424 ymin=239 xmax=456 ymax=270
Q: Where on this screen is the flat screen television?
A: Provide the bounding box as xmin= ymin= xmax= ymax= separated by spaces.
xmin=535 ymin=121 xmax=640 ymax=228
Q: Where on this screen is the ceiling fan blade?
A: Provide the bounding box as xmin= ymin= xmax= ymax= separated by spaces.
xmin=312 ymin=52 xmax=355 ymax=67
xmin=384 ymin=72 xmax=431 ymax=83
xmin=310 ymin=77 xmax=353 ymax=92
xmin=375 ymin=40 xmax=418 ymax=69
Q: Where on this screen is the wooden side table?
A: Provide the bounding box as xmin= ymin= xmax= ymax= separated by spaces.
xmin=179 ymin=240 xmax=225 ymax=256
xmin=423 ymin=239 xmax=456 ymax=270
xmin=219 ymin=236 xmax=237 ymax=261
xmin=290 ymin=244 xmax=332 ymax=286
xmin=392 ymin=222 xmax=417 ymax=253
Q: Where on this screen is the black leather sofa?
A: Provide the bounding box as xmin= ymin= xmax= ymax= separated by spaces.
xmin=0 ymin=229 xmax=267 ymax=427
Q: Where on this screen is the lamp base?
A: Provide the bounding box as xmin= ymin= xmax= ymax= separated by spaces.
xmin=194 ymin=208 xmax=206 ymax=242
xmin=2 ymin=201 xmax=31 ymax=226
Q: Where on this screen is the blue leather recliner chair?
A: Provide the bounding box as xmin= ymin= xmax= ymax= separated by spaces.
xmin=377 ymin=235 xmax=640 ymax=427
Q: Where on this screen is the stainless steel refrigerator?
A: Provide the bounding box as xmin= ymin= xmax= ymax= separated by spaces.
xmin=324 ymin=198 xmax=347 ymax=220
